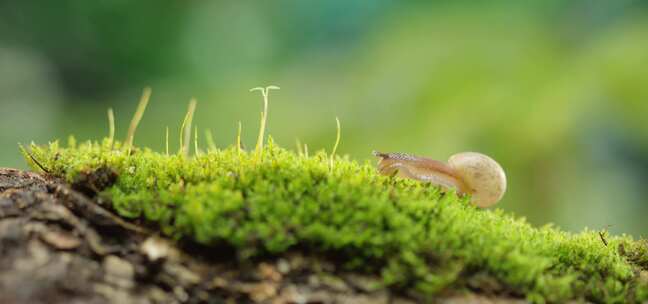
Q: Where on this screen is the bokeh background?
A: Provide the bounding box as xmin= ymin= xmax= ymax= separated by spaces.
xmin=2 ymin=1 xmax=648 ymax=236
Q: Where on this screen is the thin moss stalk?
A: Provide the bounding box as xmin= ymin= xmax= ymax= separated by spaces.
xmin=236 ymin=121 xmax=243 ymax=154
xmin=179 ymin=99 xmax=197 ymax=158
xmin=329 ymin=117 xmax=341 ymax=170
xmin=107 ymin=108 xmax=115 ymax=149
xmin=124 ymin=87 xmax=151 ymax=154
xmin=205 ymin=129 xmax=217 ymax=151
xmin=194 ymin=126 xmax=200 ymax=156
xmin=295 ymin=138 xmax=303 ymax=156
xmin=165 ymin=126 xmax=169 ymax=156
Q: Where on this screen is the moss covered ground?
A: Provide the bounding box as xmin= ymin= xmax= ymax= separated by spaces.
xmin=20 ymin=136 xmax=648 ymax=303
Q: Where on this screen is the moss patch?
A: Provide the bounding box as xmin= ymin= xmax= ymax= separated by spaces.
xmin=22 ymin=138 xmax=648 ymax=303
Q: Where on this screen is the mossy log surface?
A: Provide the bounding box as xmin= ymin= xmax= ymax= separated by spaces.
xmin=10 ymin=139 xmax=648 ymax=303
xmin=1 ymin=168 xmax=457 ymax=304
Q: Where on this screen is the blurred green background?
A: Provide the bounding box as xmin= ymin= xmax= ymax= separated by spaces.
xmin=2 ymin=1 xmax=648 ymax=236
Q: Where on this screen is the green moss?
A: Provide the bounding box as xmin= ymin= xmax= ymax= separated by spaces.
xmin=22 ymin=138 xmax=648 ymax=303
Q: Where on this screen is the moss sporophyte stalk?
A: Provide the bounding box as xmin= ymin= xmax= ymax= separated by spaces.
xmin=19 ymin=87 xmax=648 ymax=303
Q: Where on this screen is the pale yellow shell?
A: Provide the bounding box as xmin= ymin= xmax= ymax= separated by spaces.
xmin=448 ymin=152 xmax=507 ymax=208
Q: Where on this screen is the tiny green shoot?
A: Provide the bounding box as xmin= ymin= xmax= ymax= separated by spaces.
xmin=107 ymin=108 xmax=115 ymax=149
xmin=330 ymin=117 xmax=341 ymax=169
xmin=237 ymin=121 xmax=243 ymax=154
xmin=205 ymin=129 xmax=217 ymax=152
xmin=165 ymin=126 xmax=169 ymax=156
xmin=295 ymin=138 xmax=303 ymax=156
xmin=124 ymin=87 xmax=151 ymax=154
xmin=194 ymin=126 xmax=200 ymax=156
xmin=179 ymin=99 xmax=197 ymax=158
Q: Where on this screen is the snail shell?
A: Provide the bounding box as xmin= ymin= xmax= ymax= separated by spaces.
xmin=448 ymin=152 xmax=506 ymax=208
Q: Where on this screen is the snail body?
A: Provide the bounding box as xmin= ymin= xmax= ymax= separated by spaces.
xmin=373 ymin=151 xmax=506 ymax=208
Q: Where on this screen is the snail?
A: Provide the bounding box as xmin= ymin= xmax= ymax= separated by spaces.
xmin=372 ymin=151 xmax=507 ymax=208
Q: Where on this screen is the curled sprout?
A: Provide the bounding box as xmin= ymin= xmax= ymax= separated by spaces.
xmin=330 ymin=117 xmax=341 ymax=169
xmin=250 ymin=85 xmax=280 ymax=156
